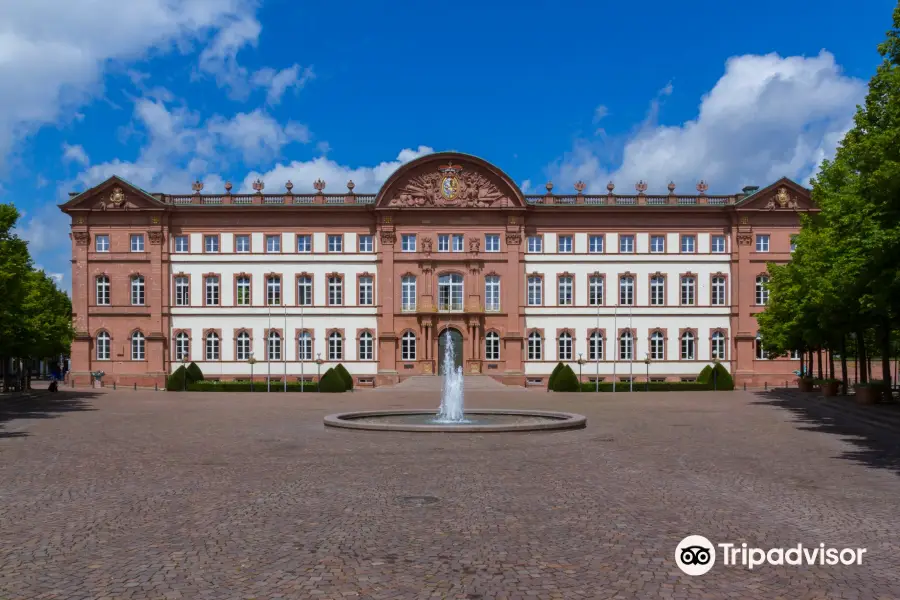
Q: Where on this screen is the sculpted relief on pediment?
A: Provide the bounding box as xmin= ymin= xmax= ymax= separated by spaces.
xmin=94 ymin=187 xmax=141 ymax=210
xmin=387 ymin=162 xmax=512 ymax=208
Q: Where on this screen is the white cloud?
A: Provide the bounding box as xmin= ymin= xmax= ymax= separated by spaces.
xmin=252 ymin=64 xmax=314 ymax=105
xmin=62 ymin=143 xmax=89 ymax=166
xmin=551 ymin=51 xmax=866 ymax=194
xmin=207 ymin=109 xmax=310 ymax=163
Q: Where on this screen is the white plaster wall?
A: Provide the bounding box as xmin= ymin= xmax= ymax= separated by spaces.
xmin=636 ymin=233 xmax=649 ymax=253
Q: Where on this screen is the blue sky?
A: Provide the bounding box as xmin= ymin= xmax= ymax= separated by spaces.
xmin=2 ymin=0 xmax=895 ymax=291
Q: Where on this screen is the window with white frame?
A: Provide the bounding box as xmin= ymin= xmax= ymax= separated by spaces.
xmin=558 ymin=276 xmax=573 ymax=306
xmin=711 ymin=331 xmax=726 ymax=360
xmin=358 ymin=276 xmax=373 ymax=306
xmin=756 ymin=234 xmax=770 ymax=252
xmin=650 ymin=235 xmax=665 ymax=253
xmin=756 ymin=332 xmax=768 ymax=359
xmin=485 ymin=275 xmax=500 ymax=312
xmin=452 ymin=234 xmax=464 ymax=252
xmin=236 ymin=331 xmax=251 ymax=361
xmin=266 ymin=234 xmax=281 ymax=253
xmin=619 ymin=235 xmax=635 ymax=253
xmin=298 ymin=331 xmax=313 ymax=361
xmin=438 ymin=273 xmax=463 ymax=311
xmin=297 ymin=234 xmax=312 ymax=253
xmin=401 ymin=234 xmax=417 ymax=252
xmin=558 ymin=235 xmax=573 ymax=253
xmin=485 ymin=234 xmax=500 ymax=252
xmin=96 ymin=275 xmax=110 ymax=305
xmin=711 ymin=276 xmax=726 ymax=306
xmin=681 ymin=331 xmax=695 ymax=360
xmin=619 ymin=276 xmax=634 ymax=306
xmin=174 ymin=276 xmax=189 ymax=306
xmin=438 ymin=234 xmax=450 ymax=252
xmin=297 ymin=275 xmax=312 ymax=306
xmin=681 ymin=276 xmax=695 ymax=305
xmin=327 ymin=234 xmax=343 ymax=252
xmin=130 ymin=234 xmax=144 ymax=252
xmin=527 ymin=276 xmax=542 ymax=306
xmin=755 ymin=276 xmax=769 ymax=305
xmin=267 ymin=331 xmax=282 ymax=360
xmin=358 ymin=235 xmax=374 ymax=253
xmin=235 ymin=235 xmax=250 ymax=253
xmin=790 ymin=348 xmax=800 ymax=360
xmin=558 ymin=331 xmax=573 ymax=360
xmin=266 ymin=276 xmax=282 ymax=306
xmin=205 ymin=332 xmax=220 ymax=360
xmin=131 ymin=331 xmax=145 ymax=360
xmin=711 ymin=235 xmax=726 ymax=253
xmin=174 ymin=235 xmax=188 ymax=253
xmin=401 ymin=275 xmax=416 ymax=311
xmin=204 ymin=235 xmax=219 ymax=253
xmin=131 ymin=275 xmax=145 ymax=306
xmin=589 ymin=331 xmax=603 ymax=360
xmin=527 ymin=236 xmax=542 ymax=253
xmin=650 ymin=275 xmax=665 ymax=306
xmin=485 ymin=331 xmax=500 ymax=361
xmin=589 ymin=235 xmax=604 ymax=253
xmin=790 ymin=235 xmax=797 ymax=253
xmin=527 ymin=331 xmax=542 ymax=361
xmin=328 ymin=276 xmax=343 ymax=306
xmin=681 ymin=235 xmax=696 ymax=253
xmin=358 ymin=331 xmax=374 ymax=360
xmin=236 ymin=276 xmax=251 ymax=306
xmin=588 ymin=275 xmax=603 ymax=306
xmin=175 ymin=332 xmax=189 ymax=361
xmin=619 ymin=331 xmax=633 ymax=360
xmin=95 ymin=234 xmax=110 ymax=252
xmin=328 ymin=331 xmax=343 ymax=361
xmin=96 ymin=331 xmax=110 ymax=360
xmin=401 ymin=331 xmax=416 ymax=361
xmin=205 ymin=276 xmax=219 ymax=306
xmin=650 ymin=331 xmax=664 ymax=360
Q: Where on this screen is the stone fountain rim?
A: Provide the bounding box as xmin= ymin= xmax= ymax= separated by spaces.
xmin=323 ymin=409 xmax=587 ymax=433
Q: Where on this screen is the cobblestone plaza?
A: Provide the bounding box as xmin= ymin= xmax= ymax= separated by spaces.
xmin=2 ymin=389 xmax=899 ymax=599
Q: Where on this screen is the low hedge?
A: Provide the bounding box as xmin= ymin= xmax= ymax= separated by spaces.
xmin=335 ymin=363 xmax=354 ymax=391
xmin=187 ymin=381 xmax=319 ymax=392
xmin=579 ymin=381 xmax=718 ymax=392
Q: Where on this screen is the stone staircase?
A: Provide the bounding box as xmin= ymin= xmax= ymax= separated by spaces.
xmin=368 ymin=375 xmax=525 ymax=392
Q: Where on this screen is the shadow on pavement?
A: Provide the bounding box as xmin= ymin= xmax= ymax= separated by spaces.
xmin=753 ymin=390 xmax=900 ymax=477
xmin=0 ymin=390 xmax=100 ymax=439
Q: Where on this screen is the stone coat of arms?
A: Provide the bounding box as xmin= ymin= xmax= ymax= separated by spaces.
xmin=389 ymin=163 xmax=511 ymax=208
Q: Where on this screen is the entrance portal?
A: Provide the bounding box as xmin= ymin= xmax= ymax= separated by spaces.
xmin=437 ymin=328 xmax=463 ymax=375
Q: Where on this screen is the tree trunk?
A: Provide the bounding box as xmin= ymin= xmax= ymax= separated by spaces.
xmin=859 ymin=330 xmax=868 ymax=384
xmin=817 ymin=348 xmax=824 ymax=380
xmin=800 ymin=351 xmax=805 ymax=380
xmin=881 ymin=325 xmax=892 ymax=403
xmin=840 ymin=336 xmax=849 ymax=395
xmin=828 ymin=347 xmax=835 ymax=380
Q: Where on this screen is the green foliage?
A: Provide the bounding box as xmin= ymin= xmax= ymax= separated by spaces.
xmin=547 ymin=362 xmax=565 ymax=390
xmin=186 ymin=362 xmax=204 ymax=383
xmin=580 ymin=381 xmax=718 ymax=392
xmin=166 ymin=366 xmax=188 ymax=391
xmin=334 ymin=363 xmax=353 ymax=390
xmin=187 ymin=381 xmax=319 ymax=392
xmin=317 ymin=367 xmax=347 ymax=393
xmin=551 ymin=365 xmax=580 ymax=392
xmin=697 ymin=365 xmax=714 ymax=384
xmin=708 ymin=363 xmax=734 ymax=391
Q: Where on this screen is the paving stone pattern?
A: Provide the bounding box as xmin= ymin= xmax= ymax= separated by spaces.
xmin=1 ymin=389 xmax=899 ymax=599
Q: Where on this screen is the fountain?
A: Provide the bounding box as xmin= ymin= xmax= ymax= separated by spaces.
xmin=436 ymin=333 xmax=465 ymax=423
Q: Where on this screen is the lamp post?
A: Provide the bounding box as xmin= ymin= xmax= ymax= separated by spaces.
xmin=577 ymin=353 xmax=587 ymax=391
xmin=644 ymin=354 xmax=650 ymax=392
xmin=248 ymin=352 xmax=257 ymax=392
xmin=713 ymin=357 xmax=720 ymax=391
xmin=316 ymin=353 xmax=324 ymax=383
xmin=181 ymin=354 xmax=187 ymax=391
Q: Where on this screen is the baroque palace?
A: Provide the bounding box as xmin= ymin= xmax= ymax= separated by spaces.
xmin=61 ymin=152 xmax=813 ymax=388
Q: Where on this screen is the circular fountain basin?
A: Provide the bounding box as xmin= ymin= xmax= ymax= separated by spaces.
xmin=323 ymin=409 xmax=586 ymax=433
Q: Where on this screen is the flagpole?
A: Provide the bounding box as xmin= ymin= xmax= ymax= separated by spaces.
xmin=284 ymin=306 xmax=288 ymax=392
xmin=613 ymin=302 xmax=617 ymax=393
xmin=629 ymin=304 xmax=633 ymax=392
xmin=595 ymin=297 xmax=600 ymax=392
xmin=300 ymin=302 xmax=305 ymax=392
xmin=267 ymin=306 xmax=272 ymax=392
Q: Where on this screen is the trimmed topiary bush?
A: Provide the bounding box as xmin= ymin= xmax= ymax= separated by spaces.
xmin=166 ymin=365 xmax=188 ymax=391
xmin=318 ymin=368 xmax=346 ymax=393
xmin=697 ymin=365 xmax=714 ymax=385
xmin=709 ymin=363 xmax=734 ymax=390
xmin=548 ymin=362 xmax=565 ymax=390
xmin=552 ymin=364 xmax=581 ymax=392
xmin=186 ymin=362 xmax=204 ymax=383
xmin=335 ymin=363 xmax=353 ymax=391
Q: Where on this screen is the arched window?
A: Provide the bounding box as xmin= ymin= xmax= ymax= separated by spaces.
xmin=755 ymin=332 xmax=768 ymax=359
xmin=401 ymin=275 xmax=416 ymax=311
xmin=236 ymin=331 xmax=251 ymax=361
xmin=438 ymin=273 xmax=464 ymax=311
xmin=755 ymin=276 xmax=769 ymax=306
xmin=711 ymin=331 xmax=726 ymax=360
xmin=297 ymin=331 xmax=312 ymax=361
xmin=96 ymin=275 xmax=110 ymax=305
xmin=527 ymin=331 xmax=542 ymax=361
xmin=96 ymin=331 xmax=110 ymax=360
xmin=175 ymin=332 xmax=189 ymax=361
xmin=680 ymin=331 xmax=695 ymax=360
xmin=485 ymin=331 xmax=500 ymax=361
xmin=131 ymin=331 xmax=145 ymax=361
xmin=401 ymin=331 xmax=416 ymax=361
xmin=589 ymin=331 xmax=603 ymax=360
xmin=358 ymin=331 xmax=374 ymax=361
xmin=650 ymin=331 xmax=664 ymax=360
xmin=328 ymin=331 xmax=343 ymax=361
xmin=558 ymin=331 xmax=573 ymax=361
xmin=267 ymin=331 xmax=282 ymax=361
xmin=619 ymin=330 xmax=633 ymax=361
xmin=205 ymin=332 xmax=220 ymax=361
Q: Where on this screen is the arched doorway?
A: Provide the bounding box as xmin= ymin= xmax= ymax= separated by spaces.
xmin=437 ymin=327 xmax=463 ymax=375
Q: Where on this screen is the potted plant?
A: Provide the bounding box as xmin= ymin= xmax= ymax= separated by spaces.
xmin=798 ymin=376 xmax=816 ymax=392
xmin=854 ymin=380 xmax=885 ymax=405
xmin=818 ymin=378 xmax=840 ymax=397
xmin=92 ymin=370 xmax=106 ymax=389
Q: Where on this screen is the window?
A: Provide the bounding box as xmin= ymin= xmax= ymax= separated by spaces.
xmin=558 ymin=235 xmax=573 ymax=253
xmin=236 ymin=331 xmax=251 ymax=361
xmin=266 ymin=276 xmax=282 ymax=306
xmin=298 ymin=331 xmax=313 ymax=361
xmin=711 ymin=276 xmax=726 ymax=306
xmin=267 ymin=331 xmax=282 ymax=361
xmin=527 ymin=331 xmax=542 ymax=361
xmin=175 ymin=332 xmax=189 ymax=361
xmin=589 ymin=331 xmax=603 ymax=360
xmin=174 ymin=276 xmax=189 ymax=306
xmin=96 ymin=332 xmax=110 ymax=360
xmin=711 ymin=331 xmax=726 ymax=360
xmin=619 ymin=331 xmax=633 ymax=360
xmin=359 ymin=331 xmax=374 ymax=361
xmin=681 ymin=331 xmax=695 ymax=360
xmin=756 ymin=234 xmax=770 ymax=252
xmin=711 ymin=235 xmax=726 ymax=253
xmin=235 ymin=235 xmax=250 ymax=253
xmin=680 ymin=235 xmax=696 ymax=253
xmin=297 ymin=234 xmax=312 ymax=253
xmin=401 ymin=275 xmax=416 ymax=311
xmin=200 ymin=275 xmax=218 ymax=306
xmin=756 ymin=332 xmax=768 ymax=359
xmin=327 ymin=234 xmax=343 ymax=252
xmin=205 ymin=332 xmax=220 ymax=361
xmin=438 ymin=273 xmax=463 ymax=311
xmin=527 ymin=276 xmax=542 ymax=306
xmin=438 ymin=234 xmax=450 ymax=252
xmin=589 ymin=235 xmax=604 ymax=253
xmin=438 ymin=233 xmax=463 ymax=252
xmin=131 ymin=331 xmax=145 ymax=361
xmin=266 ymin=234 xmax=281 ymax=253
xmin=527 ymin=236 xmax=542 ymax=253
xmin=452 ymin=234 xmax=464 ymax=252
xmin=619 ymin=235 xmax=634 ymax=253
xmin=328 ymin=276 xmax=343 ymax=306
xmin=296 ymin=275 xmax=312 ymax=306
xmin=790 ymin=235 xmax=797 ymax=253
xmin=589 ymin=276 xmax=603 ymax=306
xmin=650 ymin=331 xmax=664 ymax=360
xmin=485 ymin=275 xmax=500 ymax=312
xmin=236 ymin=276 xmax=251 ymax=306
xmin=130 ymin=234 xmax=144 ymax=252
xmin=558 ymin=276 xmax=573 ymax=306
xmin=485 ymin=234 xmax=500 ymax=252
xmin=358 ymin=276 xmax=373 ymax=306
xmin=358 ymin=235 xmax=374 ymax=253
xmin=96 ymin=275 xmax=110 ymax=305
xmin=619 ymin=276 xmax=634 ymax=306
xmin=558 ymin=331 xmax=573 ymax=361
xmin=204 ymin=235 xmax=219 ymax=253
xmin=650 ymin=275 xmax=665 ymax=306
xmin=681 ymin=276 xmax=695 ymax=306
xmin=328 ymin=331 xmax=343 ymax=361
xmin=95 ymin=234 xmax=110 ymax=252
xmin=755 ymin=276 xmax=769 ymax=305
xmin=650 ymin=235 xmax=665 ymax=253
xmin=790 ymin=348 xmax=800 ymax=360
xmin=401 ymin=331 xmax=416 ymax=361
xmin=401 ymin=234 xmax=417 ymax=252
xmin=174 ymin=235 xmax=189 ymax=253
xmin=131 ymin=275 xmax=145 ymax=306
xmin=485 ymin=331 xmax=500 ymax=361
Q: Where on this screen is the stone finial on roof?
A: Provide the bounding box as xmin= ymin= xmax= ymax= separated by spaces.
xmin=667 ymin=181 xmax=676 ymax=194
xmin=545 ymin=181 xmax=554 ymax=193
xmin=224 ymin=181 xmax=233 ymax=194
xmin=285 ymin=180 xmax=294 ymax=193
xmin=314 ymin=179 xmax=326 ymax=192
xmin=191 ymin=180 xmax=203 ymax=194
xmin=574 ymin=181 xmax=586 ymax=194
xmin=347 ymin=180 xmax=355 ymax=193
xmin=606 ymin=181 xmax=615 ymax=193
xmin=697 ymin=180 xmax=709 ymax=194
xmin=252 ymin=179 xmax=264 ymax=193
xmin=635 ymin=180 xmax=648 ymax=194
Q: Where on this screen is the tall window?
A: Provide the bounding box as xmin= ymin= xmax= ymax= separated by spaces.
xmin=131 ymin=331 xmax=145 ymax=360
xmin=589 ymin=331 xmax=603 ymax=360
xmin=485 ymin=234 xmax=500 ymax=252
xmin=485 ymin=331 xmax=500 ymax=360
xmin=558 ymin=276 xmax=573 ymax=306
xmin=266 ymin=234 xmax=281 ymax=253
xmin=711 ymin=331 xmax=726 ymax=360
xmin=558 ymin=235 xmax=573 ymax=253
xmin=527 ymin=276 xmax=542 ymax=306
xmin=327 ymin=234 xmax=343 ymax=252
xmin=438 ymin=273 xmax=463 ymax=311
xmin=589 ymin=235 xmax=604 ymax=253
xmin=266 ymin=276 xmax=282 ymax=306
xmin=96 ymin=275 xmax=110 ymax=305
xmin=485 ymin=276 xmax=500 ymax=312
xmin=358 ymin=234 xmax=374 ymax=253
xmin=95 ymin=234 xmax=110 ymax=252
xmin=205 ymin=332 xmax=220 ymax=360
xmin=711 ymin=235 xmax=726 ymax=253
xmin=236 ymin=331 xmax=251 ymax=361
xmin=130 ymin=234 xmax=144 ymax=252
xmin=235 ymin=235 xmax=250 ymax=253
xmin=96 ymin=332 xmax=110 ymax=360
xmin=619 ymin=234 xmax=634 ymax=253
xmin=205 ymin=276 xmax=219 ymax=306
xmin=438 ymin=234 xmax=450 ymax=252
xmin=681 ymin=331 xmax=695 ymax=360
xmin=650 ymin=235 xmax=665 ymax=253
xmin=711 ymin=276 xmax=726 ymax=306
xmin=267 ymin=331 xmax=282 ymax=360
xmin=175 ymin=332 xmax=189 ymax=361
xmin=401 ymin=275 xmax=417 ymax=311
xmin=328 ymin=276 xmax=343 ymax=306
xmin=650 ymin=331 xmax=664 ymax=360
xmin=756 ymin=234 xmax=770 ymax=252
xmin=204 ymin=235 xmax=219 ymax=253
xmin=680 ymin=235 xmax=696 ymax=253
xmin=527 ymin=236 xmax=542 ymax=253
xmin=401 ymin=234 xmax=417 ymax=252
xmin=298 ymin=331 xmax=313 ymax=361
xmin=755 ymin=276 xmax=769 ymax=305
xmin=297 ymin=234 xmax=312 ymax=253
xmin=619 ymin=276 xmax=634 ymax=306
xmin=681 ymin=276 xmax=695 ymax=306
xmin=558 ymin=331 xmax=573 ymax=360
xmin=452 ymin=234 xmax=464 ymax=252
xmin=358 ymin=331 xmax=373 ymax=361
xmin=527 ymin=331 xmax=542 ymax=361
xmin=175 ymin=276 xmax=189 ymax=306
xmin=650 ymin=275 xmax=665 ymax=306
xmin=174 ymin=235 xmax=188 ymax=253
xmin=358 ymin=276 xmax=374 ymax=306
xmin=236 ymin=276 xmax=251 ymax=306
xmin=401 ymin=331 xmax=416 ymax=361
xmin=297 ymin=275 xmax=312 ymax=306
xmin=131 ymin=275 xmax=145 ymax=306
xmin=589 ymin=276 xmax=603 ymax=306
xmin=619 ymin=331 xmax=633 ymax=360
xmin=756 ymin=332 xmax=768 ymax=359
xmin=328 ymin=331 xmax=343 ymax=361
